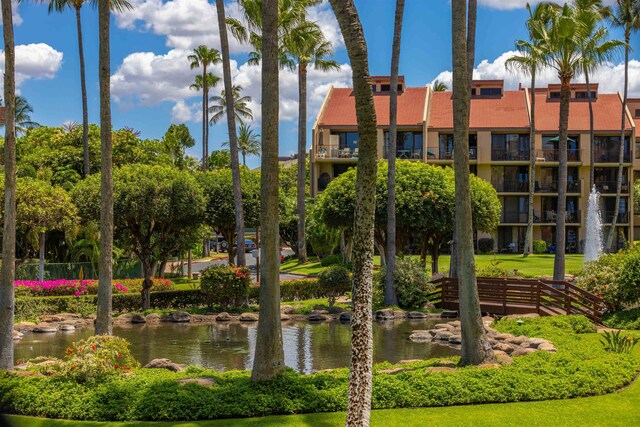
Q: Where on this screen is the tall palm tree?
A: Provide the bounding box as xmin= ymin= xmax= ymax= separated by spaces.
xmin=432 ymin=79 xmax=448 ymax=92
xmin=606 ymin=0 xmax=640 ymax=251
xmin=208 ymin=84 xmax=254 ymax=125
xmin=251 ymin=0 xmax=284 ymax=383
xmin=37 ymin=0 xmax=131 ymax=176
xmin=0 ymin=0 xmax=17 ymax=370
xmin=14 ymin=96 xmax=40 ymax=135
xmin=328 ymin=0 xmax=378 ymax=424
xmin=188 ymin=45 xmax=221 ymax=171
xmin=506 ymin=2 xmax=557 ymax=257
xmin=216 ymin=0 xmax=247 ymax=267
xmin=385 ymin=0 xmax=404 ymax=306
xmin=223 ymin=123 xmax=261 ymax=166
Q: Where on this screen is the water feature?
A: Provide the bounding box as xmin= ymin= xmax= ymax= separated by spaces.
xmin=13 ymin=320 xmax=456 ymax=374
xmin=584 ymin=185 xmax=603 ymax=263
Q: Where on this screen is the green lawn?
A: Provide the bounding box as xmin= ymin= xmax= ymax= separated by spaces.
xmin=4 ymin=370 xmax=640 ymax=426
xmin=281 ymin=254 xmax=585 ymax=278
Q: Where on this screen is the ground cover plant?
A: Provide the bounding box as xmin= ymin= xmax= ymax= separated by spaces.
xmin=1 ymin=316 xmax=637 ymax=422
xmin=14 ymin=278 xmax=174 ymax=297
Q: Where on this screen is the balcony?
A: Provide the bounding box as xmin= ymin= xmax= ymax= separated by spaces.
xmin=501 ymin=211 xmax=528 ymax=224
xmin=593 ymin=149 xmax=631 ymax=163
xmin=537 ymin=210 xmax=582 ymax=224
xmin=427 ymin=146 xmax=478 ymax=160
xmin=602 ymin=211 xmax=629 ymax=224
xmin=493 ymin=179 xmax=529 ymax=193
xmin=593 ymin=181 xmax=630 ymax=194
xmin=316 ymin=147 xmax=358 ymax=160
xmin=536 ymin=180 xmax=581 ymax=194
xmin=492 ymin=149 xmax=529 ymax=162
xmin=535 ymin=149 xmax=581 ymax=162
xmin=384 ymin=149 xmax=423 ymax=160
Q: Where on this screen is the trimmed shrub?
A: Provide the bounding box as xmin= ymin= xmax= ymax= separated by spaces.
xmin=320 ymin=254 xmax=342 ymax=267
xmin=317 ymin=265 xmax=351 ymax=307
xmin=379 ymin=258 xmax=432 ymax=309
xmin=199 ymin=265 xmax=251 ymax=310
xmin=477 ymin=260 xmax=513 ymax=278
xmin=533 ymin=240 xmax=547 ymax=254
xmin=478 ymin=238 xmax=494 ymax=254
xmin=603 ymin=307 xmax=640 ymax=330
xmin=14 ymin=278 xmax=173 ymax=297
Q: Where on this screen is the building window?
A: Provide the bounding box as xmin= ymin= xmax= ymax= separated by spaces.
xmin=491 ymin=134 xmax=530 ymax=161
xmin=593 ymin=136 xmax=631 ymax=162
xmin=549 ymin=91 xmax=561 ymax=99
xmin=318 ymin=173 xmax=331 ymax=191
xmin=384 ymin=131 xmax=423 ymax=159
xmin=380 ymin=84 xmax=391 ymax=92
xmin=635 ymin=109 xmax=640 ymax=118
xmin=575 ymin=91 xmax=596 ymax=99
xmin=331 ymin=131 xmax=359 ymax=156
xmin=371 ymin=84 xmax=377 ymax=93
xmin=479 ymin=87 xmax=502 ymax=96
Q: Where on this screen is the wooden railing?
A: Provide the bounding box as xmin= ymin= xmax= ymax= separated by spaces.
xmin=430 ymin=277 xmax=604 ymax=323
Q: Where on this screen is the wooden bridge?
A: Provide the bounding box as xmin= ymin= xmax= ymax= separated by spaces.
xmin=428 ymin=277 xmax=605 ymax=323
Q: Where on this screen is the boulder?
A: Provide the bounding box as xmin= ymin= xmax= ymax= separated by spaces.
xmin=33 ymin=324 xmax=58 ymax=333
xmin=422 ymin=301 xmax=436 ymax=310
xmin=440 ymin=311 xmax=458 ymax=319
xmin=280 ymin=305 xmax=295 ymax=315
xmin=280 ymin=314 xmax=291 ymax=321
xmin=538 ymin=342 xmax=557 ymax=352
xmin=494 ymin=333 xmax=514 ymax=341
xmin=506 ymin=335 xmax=529 ymax=345
xmin=436 ymin=359 xmax=457 ymax=367
xmin=407 ymin=311 xmax=428 ymax=319
xmin=435 ymin=330 xmax=452 ymax=341
xmin=409 ymin=331 xmax=432 ymax=342
xmin=493 ymin=350 xmax=514 ymax=365
xmin=375 ymin=308 xmax=395 ymax=321
xmin=14 ymin=322 xmax=37 ymax=333
xmin=144 ymin=358 xmax=186 ymax=372
xmin=216 ymin=312 xmax=232 ymax=322
xmin=12 ymin=330 xmax=22 ymax=340
xmin=145 ymin=313 xmax=161 ymax=323
xmin=339 ymin=312 xmax=352 ymax=322
xmin=492 ymin=342 xmax=514 ymax=354
xmin=448 ymin=335 xmax=462 ymax=345
xmin=58 ymin=324 xmax=76 ymax=332
xmin=512 ymin=347 xmax=537 ymax=356
xmin=527 ymin=338 xmax=549 ymax=349
xmin=239 ymin=312 xmax=259 ymax=322
xmin=171 ymin=311 xmax=191 ymax=323
xmin=308 ymin=311 xmax=327 ymax=322
xmin=177 ymin=378 xmax=215 ymax=387
xmin=40 ymin=314 xmax=66 ymax=323
xmin=448 ymin=320 xmax=461 ymax=328
xmin=131 ymin=314 xmax=147 ymax=324
xmin=434 ymin=323 xmax=454 ymax=331
xmin=426 ymin=366 xmax=456 ymax=373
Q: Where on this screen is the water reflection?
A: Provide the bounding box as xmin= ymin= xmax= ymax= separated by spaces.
xmin=14 ymin=319 xmax=457 ymax=374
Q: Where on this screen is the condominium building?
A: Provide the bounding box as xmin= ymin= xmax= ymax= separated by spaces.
xmin=310 ymin=76 xmax=636 ymax=253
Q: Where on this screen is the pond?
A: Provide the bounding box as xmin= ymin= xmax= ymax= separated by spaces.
xmin=14 ymin=319 xmax=457 ymax=374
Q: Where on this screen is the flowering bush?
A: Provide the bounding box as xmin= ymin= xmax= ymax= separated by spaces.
xmin=200 ymin=265 xmax=251 ymax=309
xmin=14 ymin=278 xmax=174 ymax=297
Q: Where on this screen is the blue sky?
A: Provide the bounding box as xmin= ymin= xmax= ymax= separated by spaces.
xmin=4 ymin=0 xmax=640 ymax=169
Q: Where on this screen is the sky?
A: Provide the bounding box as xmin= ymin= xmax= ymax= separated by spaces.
xmin=3 ymin=0 xmax=640 ymax=169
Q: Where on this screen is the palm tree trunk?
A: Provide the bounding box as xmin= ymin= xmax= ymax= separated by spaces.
xmin=251 ymin=0 xmax=284 ymax=382
xmin=606 ymin=32 xmax=629 ymax=252
xmin=76 ymin=6 xmax=90 ymax=176
xmin=297 ymin=62 xmax=308 ymax=264
xmin=203 ymin=66 xmax=209 ymax=171
xmin=385 ymin=0 xmax=404 ymax=306
xmin=553 ymin=76 xmax=570 ymax=280
xmin=216 ymin=0 xmax=246 ymax=266
xmin=523 ymin=69 xmax=536 ymax=256
xmin=0 ymin=0 xmax=17 ymax=370
xmin=96 ymin=0 xmax=113 ymax=336
xmin=328 ymin=1 xmax=377 ymax=424
xmin=39 ymin=232 xmax=45 ymax=282
xmin=453 ymin=0 xmax=493 ymax=366
xmin=586 ymin=69 xmax=595 ymax=190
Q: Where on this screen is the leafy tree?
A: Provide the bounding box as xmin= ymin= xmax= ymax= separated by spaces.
xmin=208 ymin=149 xmax=232 ymax=170
xmin=222 ymin=123 xmax=260 ymax=166
xmin=72 ymin=165 xmax=205 ymax=310
xmin=161 ymin=124 xmax=196 ymax=170
xmin=208 ymin=85 xmax=254 ymax=125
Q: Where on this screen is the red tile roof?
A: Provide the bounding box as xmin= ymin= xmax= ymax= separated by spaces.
xmin=428 ymin=91 xmax=530 ymax=129
xmin=317 ymin=87 xmax=427 ymax=127
xmin=533 ymin=93 xmax=632 ymax=132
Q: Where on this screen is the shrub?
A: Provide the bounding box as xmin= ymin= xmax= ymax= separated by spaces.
xmin=320 ymin=254 xmax=342 ymax=267
xmin=379 ymin=258 xmax=432 ymax=309
xmin=478 ymin=238 xmax=494 ymax=254
xmin=601 ymin=330 xmax=639 ymax=354
xmin=476 ymin=260 xmax=512 ymax=278
xmin=603 ymin=307 xmax=640 ymax=330
xmin=533 ymin=240 xmax=547 ymax=254
xmin=14 ymin=278 xmax=173 ymax=297
xmin=317 ymin=265 xmax=351 ymax=307
xmin=199 ymin=265 xmax=251 ymax=310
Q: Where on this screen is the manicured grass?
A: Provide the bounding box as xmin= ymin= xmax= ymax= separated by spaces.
xmin=171 ymin=278 xmax=201 ymax=291
xmin=281 ymin=254 xmax=585 ymax=278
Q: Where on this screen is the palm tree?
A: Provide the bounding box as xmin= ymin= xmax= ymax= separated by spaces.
xmin=506 ymin=2 xmax=557 ymax=257
xmin=250 ymin=0 xmax=284 ymax=383
xmin=606 ymin=0 xmax=640 ymax=251
xmin=432 ymin=79 xmax=448 ymax=91
xmin=14 ymin=96 xmax=40 ymax=135
xmin=216 ymin=0 xmax=246 ymax=268
xmin=328 ymin=0 xmax=378 ymax=423
xmin=223 ymin=123 xmax=260 ymax=166
xmin=188 ymin=45 xmax=221 ymax=171
xmin=208 ymin=84 xmax=254 ymax=125
xmin=0 ymin=0 xmax=17 ymax=370
xmin=37 ymin=0 xmax=131 ymax=176
xmin=385 ymin=0 xmax=404 ymax=306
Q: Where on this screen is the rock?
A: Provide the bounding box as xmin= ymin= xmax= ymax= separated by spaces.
xmin=493 ymin=350 xmax=514 ymax=365
xmin=58 ymin=324 xmax=76 ymax=332
xmin=239 ymin=312 xmax=259 ymax=322
xmin=407 ymin=311 xmax=428 ymax=319
xmin=14 ymin=322 xmax=37 ymax=333
xmin=512 ymin=347 xmax=537 ymax=356
xmin=40 ymin=314 xmax=66 ymax=323
xmin=437 ymin=360 xmax=457 ymax=367
xmin=280 ymin=305 xmax=295 ymax=314
xmin=422 ymin=301 xmax=436 ymax=310
xmin=506 ymin=335 xmax=529 ymax=345
xmin=339 ymin=312 xmax=352 ymax=322
xmin=375 ymin=308 xmax=395 ymax=321
xmin=144 ymin=358 xmax=186 ymax=372
xmin=426 ymin=366 xmax=456 ymax=373
xmin=86 ymin=314 xmax=97 ymax=320
xmin=435 ymin=331 xmax=452 ymax=341
xmin=12 ymin=330 xmax=22 ymax=340
xmin=478 ymin=363 xmax=501 ymax=369
xmin=280 ymin=314 xmax=291 ymax=321
xmin=115 ymin=313 xmax=135 ymax=323
xmin=435 ymin=323 xmax=454 ymax=331
xmin=171 ymin=311 xmax=191 ymax=323
xmin=494 ymin=333 xmax=514 ymax=341
xmin=492 ymin=342 xmax=514 ymax=353
xmin=398 ymin=359 xmax=422 ymax=365
xmin=409 ymin=331 xmax=432 ymax=342
xmin=177 ymin=378 xmax=215 ymax=387
xmin=538 ymin=343 xmax=557 ymax=352
xmin=308 ymin=311 xmax=327 ymax=322
xmin=33 ymin=324 xmax=58 ymax=333
xmin=482 ymin=316 xmax=494 ymax=326
xmin=378 ymin=368 xmax=408 ymax=374
xmin=145 ymin=313 xmax=161 ymax=323
xmin=440 ymin=311 xmax=458 ymax=319
xmin=216 ymin=312 xmax=232 ymax=322
xmin=448 ymin=335 xmax=462 ymax=344
xmin=527 ymin=338 xmax=549 ymax=349
xmin=131 ymin=314 xmax=147 ymax=324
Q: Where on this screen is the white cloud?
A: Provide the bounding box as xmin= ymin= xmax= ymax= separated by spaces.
xmin=0 ymin=1 xmax=23 ymax=26
xmin=171 ymin=100 xmax=195 ymax=123
xmin=479 ymin=0 xmax=618 ymax=10
xmin=432 ymin=50 xmax=640 ymax=97
xmin=0 ymin=43 xmax=64 ymax=93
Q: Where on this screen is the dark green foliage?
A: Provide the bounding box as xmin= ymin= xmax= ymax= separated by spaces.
xmin=317 ymin=265 xmax=351 ymax=307
xmin=604 ymin=307 xmax=640 ymax=330
xmin=478 ymin=238 xmax=494 ymax=254
xmin=320 ymin=254 xmax=342 ymax=267
xmin=199 ymin=265 xmax=251 ymax=309
xmin=379 ymin=258 xmax=432 ymax=309
xmin=533 ymin=240 xmax=547 ymax=254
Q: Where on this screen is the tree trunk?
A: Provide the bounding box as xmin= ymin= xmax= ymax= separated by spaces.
xmin=606 ymin=32 xmax=629 ymax=253
xmin=76 ymin=6 xmax=90 ymax=176
xmin=96 ymin=0 xmax=113 ymax=336
xmin=431 ymin=236 xmax=441 ymax=275
xmin=251 ymin=0 xmax=284 ymax=382
xmin=187 ymin=249 xmax=192 ymax=279
xmin=0 ymin=0 xmax=16 ymax=370
xmin=216 ymin=0 xmax=246 ymax=266
xmin=586 ymin=69 xmax=595 ymax=190
xmin=523 ymin=69 xmax=536 ymax=256
xmin=328 ymin=1 xmax=378 ymax=425
xmin=452 ymin=0 xmax=493 ymax=366
xmin=340 ymin=226 xmax=346 ymax=262
xmin=202 ymin=67 xmax=207 ymax=171
xmin=385 ymin=0 xmax=404 ymax=307
xmin=204 ymin=66 xmax=209 ymax=171
xmin=39 ymin=232 xmax=45 ymax=282
xmin=297 ymin=62 xmax=308 ymax=264
xmin=553 ymin=76 xmax=570 ymax=280
xmin=141 ymin=257 xmax=153 ymax=311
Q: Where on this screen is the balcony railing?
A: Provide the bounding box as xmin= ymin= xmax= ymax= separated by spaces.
xmin=501 ymin=211 xmax=528 ymax=223
xmin=602 ymin=211 xmax=629 ymax=224
xmin=384 ymin=149 xmax=423 ymax=160
xmin=593 ymin=150 xmax=631 ymax=163
xmin=493 ymin=179 xmax=529 ymax=193
xmin=593 ymin=181 xmax=629 ymax=194
xmin=427 ymin=146 xmax=478 ymax=160
xmin=535 ymin=149 xmax=581 ymax=162
xmin=536 ymin=210 xmax=581 ymax=224
xmin=536 ymin=180 xmax=581 ymax=194
xmin=492 ymin=149 xmax=530 ymax=161
xmin=316 ymin=147 xmax=358 ymax=159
